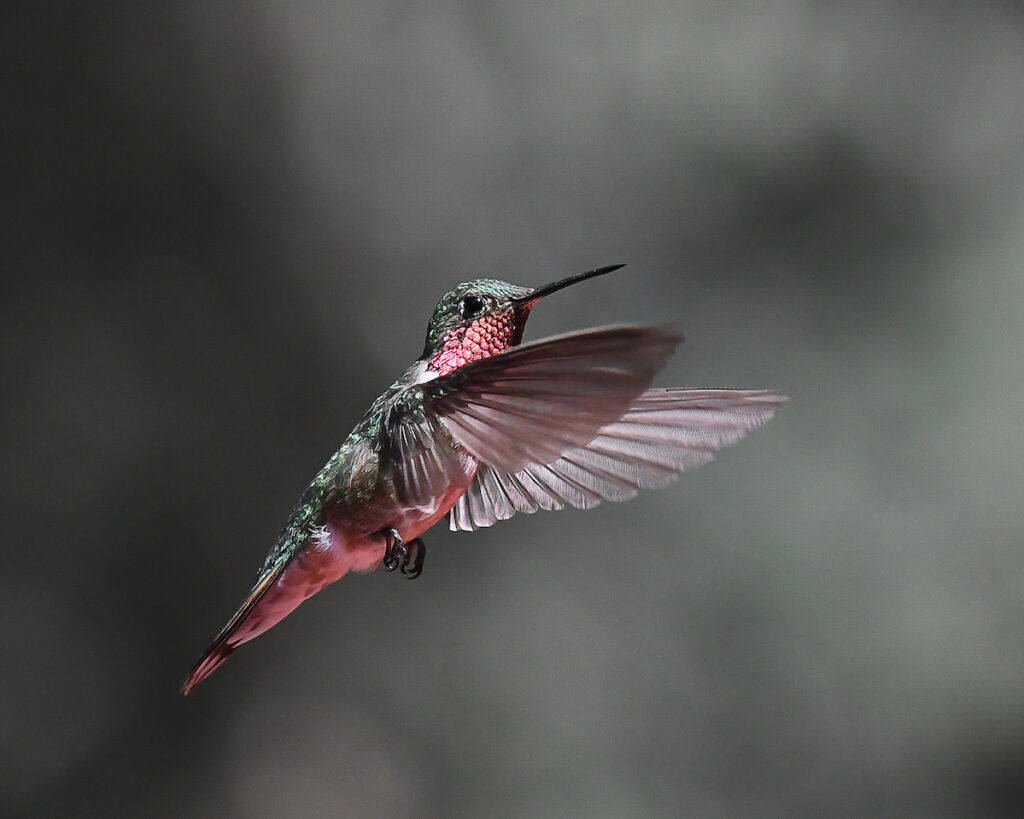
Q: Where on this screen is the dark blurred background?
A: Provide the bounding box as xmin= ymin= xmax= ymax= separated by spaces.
xmin=4 ymin=2 xmax=1024 ymax=817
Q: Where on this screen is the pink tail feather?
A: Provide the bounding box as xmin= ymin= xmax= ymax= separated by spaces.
xmin=181 ymin=539 xmax=358 ymax=694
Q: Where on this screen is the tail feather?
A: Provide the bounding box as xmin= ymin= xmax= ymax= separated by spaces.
xmin=181 ymin=642 xmax=238 ymax=695
xmin=181 ymin=529 xmax=378 ymax=694
xmin=181 ymin=562 xmax=285 ymax=694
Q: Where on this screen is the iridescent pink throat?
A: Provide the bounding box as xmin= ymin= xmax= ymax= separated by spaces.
xmin=428 ymin=311 xmax=521 ymax=376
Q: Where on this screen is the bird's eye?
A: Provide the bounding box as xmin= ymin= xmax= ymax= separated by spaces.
xmin=458 ymin=295 xmax=486 ymax=319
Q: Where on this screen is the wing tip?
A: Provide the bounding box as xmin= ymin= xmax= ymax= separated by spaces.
xmin=754 ymin=390 xmax=790 ymax=405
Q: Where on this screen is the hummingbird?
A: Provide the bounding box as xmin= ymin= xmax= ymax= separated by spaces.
xmin=181 ymin=264 xmax=786 ymax=693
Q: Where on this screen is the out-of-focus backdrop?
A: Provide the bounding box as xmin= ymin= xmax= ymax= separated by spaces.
xmin=4 ymin=2 xmax=1024 ymax=817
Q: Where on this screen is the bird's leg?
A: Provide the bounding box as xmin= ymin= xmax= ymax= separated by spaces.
xmin=381 ymin=528 xmax=407 ymax=572
xmin=401 ymin=538 xmax=425 ymax=579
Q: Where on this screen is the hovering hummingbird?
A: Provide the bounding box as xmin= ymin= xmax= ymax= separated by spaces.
xmin=181 ymin=264 xmax=786 ymax=693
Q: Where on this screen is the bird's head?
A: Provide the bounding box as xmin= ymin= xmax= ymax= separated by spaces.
xmin=420 ymin=264 xmax=625 ymax=376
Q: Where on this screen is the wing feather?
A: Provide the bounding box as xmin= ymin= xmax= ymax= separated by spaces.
xmin=383 ymin=401 xmax=476 ymax=511
xmin=450 ymin=388 xmax=787 ymax=531
xmin=377 ymin=325 xmax=680 ymax=515
xmin=426 ymin=325 xmax=682 ymax=473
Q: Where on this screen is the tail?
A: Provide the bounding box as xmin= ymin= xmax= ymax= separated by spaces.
xmin=182 ymin=644 xmax=236 ymax=695
xmin=181 ymin=536 xmax=353 ymax=694
xmin=181 ymin=563 xmax=286 ymax=694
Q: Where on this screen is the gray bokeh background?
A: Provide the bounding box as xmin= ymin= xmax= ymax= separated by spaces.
xmin=5 ymin=2 xmax=1024 ymax=817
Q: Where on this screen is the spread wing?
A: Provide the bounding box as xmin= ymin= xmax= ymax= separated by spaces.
xmin=372 ymin=324 xmax=680 ymax=520
xmin=424 ymin=325 xmax=682 ymax=474
xmin=448 ymin=388 xmax=787 ymax=531
xmin=372 ymin=325 xmax=675 ymax=511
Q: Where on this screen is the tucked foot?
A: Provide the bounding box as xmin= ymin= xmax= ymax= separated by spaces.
xmin=401 ymin=538 xmax=425 ymax=579
xmin=382 ymin=528 xmax=407 ymax=572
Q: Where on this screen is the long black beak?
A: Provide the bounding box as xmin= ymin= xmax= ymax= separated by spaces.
xmin=514 ymin=263 xmax=626 ymax=305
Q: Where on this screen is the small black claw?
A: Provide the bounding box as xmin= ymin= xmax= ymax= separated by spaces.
xmin=401 ymin=538 xmax=425 ymax=579
xmin=381 ymin=528 xmax=406 ymax=572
